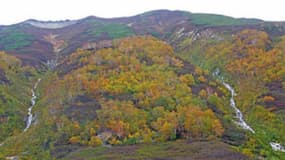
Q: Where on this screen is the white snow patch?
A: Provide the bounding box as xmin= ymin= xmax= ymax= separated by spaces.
xmin=26 ymin=20 xmax=77 ymax=29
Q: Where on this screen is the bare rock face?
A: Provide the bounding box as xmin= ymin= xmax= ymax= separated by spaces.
xmin=6 ymin=156 xmax=19 ymax=160
xmin=82 ymin=40 xmax=113 ymax=50
xmin=97 ymin=132 xmax=112 ymax=143
xmin=44 ymin=34 xmax=66 ymax=53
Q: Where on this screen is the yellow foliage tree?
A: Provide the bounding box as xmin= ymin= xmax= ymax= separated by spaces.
xmin=198 ymin=76 xmax=207 ymax=83
xmin=179 ymin=74 xmax=195 ymax=85
xmin=263 ymin=96 xmax=275 ymax=102
xmin=69 ymin=136 xmax=81 ymax=144
xmin=199 ymin=89 xmax=207 ymax=98
xmin=88 ymin=136 xmax=103 ymax=146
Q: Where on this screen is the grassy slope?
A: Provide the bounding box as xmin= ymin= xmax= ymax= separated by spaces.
xmin=184 ymin=13 xmax=262 ymax=26
xmin=0 ymin=27 xmax=35 ymax=50
xmin=63 ymin=140 xmax=249 ymax=160
xmin=87 ymin=20 xmax=134 ymax=39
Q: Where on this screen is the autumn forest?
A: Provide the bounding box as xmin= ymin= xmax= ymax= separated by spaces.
xmin=0 ymin=10 xmax=285 ymax=160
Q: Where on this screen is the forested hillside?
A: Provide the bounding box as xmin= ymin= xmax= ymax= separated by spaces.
xmin=0 ymin=10 xmax=284 ymax=160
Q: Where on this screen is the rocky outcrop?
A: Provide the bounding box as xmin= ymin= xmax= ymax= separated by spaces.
xmin=82 ymin=40 xmax=113 ymax=50
xmin=44 ymin=34 xmax=66 ymax=53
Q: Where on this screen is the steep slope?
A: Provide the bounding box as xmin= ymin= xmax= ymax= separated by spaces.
xmin=0 ymin=10 xmax=285 ymax=160
xmin=0 ymin=52 xmax=37 ymax=143
xmin=176 ymin=28 xmax=285 ymax=159
xmin=0 ymin=36 xmax=249 ymax=159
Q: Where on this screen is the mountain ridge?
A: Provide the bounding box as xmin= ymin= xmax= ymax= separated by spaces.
xmin=2 ymin=10 xmax=284 ymax=67
xmin=0 ymin=9 xmax=272 ymax=26
xmin=0 ymin=9 xmax=285 ymax=160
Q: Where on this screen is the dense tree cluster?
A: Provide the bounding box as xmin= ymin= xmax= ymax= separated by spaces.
xmin=43 ymin=36 xmax=224 ymax=146
xmin=226 ymin=30 xmax=285 ymax=82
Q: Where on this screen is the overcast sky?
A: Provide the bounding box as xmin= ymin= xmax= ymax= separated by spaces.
xmin=1 ymin=0 xmax=284 ymax=25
